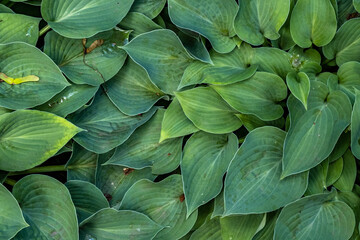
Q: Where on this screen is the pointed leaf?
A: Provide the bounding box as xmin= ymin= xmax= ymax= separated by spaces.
xmin=220 ymin=214 xmax=265 ymax=240
xmin=334 ymin=150 xmax=357 ymax=192
xmin=189 ymin=217 xmax=221 ymax=240
xmin=326 ymin=157 xmax=344 ymax=186
xmin=130 ymin=0 xmax=166 ymax=19
xmin=118 ymin=12 xmax=162 ymax=38
xmin=286 ymin=71 xmax=311 ymax=109
xmin=337 ymin=61 xmax=360 ymax=103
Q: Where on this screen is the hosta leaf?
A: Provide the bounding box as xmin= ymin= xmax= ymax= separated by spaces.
xmin=290 ymin=0 xmax=337 ymax=48
xmin=118 ymin=12 xmax=162 ymax=38
xmin=120 ymin=175 xmax=198 ymax=240
xmin=282 ymin=81 xmax=352 ymax=177
xmin=253 ymin=211 xmax=280 ymax=240
xmin=220 ymin=214 xmax=265 ymax=240
xmin=352 ymin=90 xmax=360 ymax=159
xmin=65 ymin=180 xmax=109 ymax=224
xmin=0 ymin=170 xmax=8 ymax=183
xmin=13 ymin=175 xmax=78 ymax=240
xmin=337 ymin=191 xmax=360 ymax=239
xmin=68 ymin=91 xmax=156 ymax=154
xmin=334 ymin=150 xmax=357 ymax=192
xmin=168 ymin=0 xmax=238 ymax=53
xmin=323 ymin=18 xmax=360 ymax=66
xmin=275 ymin=0 xmax=296 ymax=50
xmin=336 ymin=0 xmax=357 ymax=27
xmin=286 ymin=71 xmax=311 ymax=109
xmin=175 ymin=87 xmax=242 ymax=134
xmin=130 ymin=0 xmax=166 ymax=19
xmin=96 ymin=152 xmax=156 ymax=208
xmin=0 ymin=4 xmax=14 ymax=13
xmin=105 ymin=109 xmax=183 ymax=174
xmin=122 ymin=29 xmax=193 ymax=94
xmin=326 ymin=157 xmax=344 ymax=186
xmin=234 ymin=0 xmax=290 ymax=45
xmin=212 ymin=191 xmax=225 ymax=218
xmin=274 ymin=191 xmax=355 ymax=240
xmin=178 ymin=61 xmax=209 ymax=89
xmin=106 ymin=59 xmax=167 ymax=116
xmin=190 ymin=217 xmax=221 ymax=240
xmin=355 ymin=0 xmax=360 ymax=11
xmin=177 ymin=31 xmax=212 ymax=64
xmin=0 ymin=13 xmax=40 ymax=45
xmin=306 ymin=159 xmax=329 ymax=195
xmin=35 ymin=84 xmax=98 ymax=117
xmin=224 ymin=127 xmax=308 ymax=215
xmin=160 ymin=98 xmax=199 ymax=142
xmin=182 ymin=132 xmax=238 ymax=217
xmin=0 ymin=110 xmax=81 ymax=171
xmin=237 ymin=114 xmax=285 ymax=132
xmin=66 ymin=143 xmax=97 ymax=183
xmin=41 ymin=0 xmax=134 ymax=38
xmin=328 ymin=131 xmax=351 ymax=162
xmin=79 ymin=209 xmax=163 ymax=240
xmin=0 ymin=184 xmax=28 ymax=239
xmin=44 ymin=29 xmax=129 ymax=86
xmin=211 ymin=72 xmax=287 ymax=121
xmin=0 ymin=42 xmax=69 ymax=110
xmin=336 ymin=61 xmax=360 ymax=103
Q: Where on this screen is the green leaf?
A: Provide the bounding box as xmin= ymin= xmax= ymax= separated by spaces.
xmin=352 ymin=90 xmax=360 ymax=159
xmin=122 ymin=29 xmax=193 ymax=94
xmin=79 ymin=209 xmax=163 ymax=240
xmin=0 ymin=183 xmax=28 ymax=239
xmin=0 ymin=42 xmax=69 ymax=110
xmin=0 ymin=13 xmax=40 ymax=45
xmin=355 ymin=0 xmax=360 ymax=11
xmin=290 ymin=0 xmax=337 ymax=48
xmin=274 ymin=191 xmax=355 ymax=240
xmin=334 ymin=150 xmax=357 ymax=192
xmin=282 ymin=81 xmax=352 ymax=177
xmin=182 ymin=132 xmax=238 ymax=217
xmin=220 ymin=214 xmax=265 ymax=240
xmin=66 ymin=143 xmax=97 ymax=183
xmin=130 ymin=0 xmax=166 ymax=19
xmin=0 ymin=4 xmax=14 ymax=13
xmin=13 ymin=175 xmax=78 ymax=239
xmin=120 ymin=175 xmax=198 ymax=240
xmin=211 ymin=72 xmax=287 ymax=121
xmin=189 ymin=217 xmax=221 ymax=240
xmin=305 ymin=159 xmax=329 ymax=195
xmin=65 ymin=180 xmax=109 ymax=223
xmin=286 ymin=71 xmax=311 ymax=109
xmin=234 ymin=0 xmax=290 ymax=45
xmin=35 ymin=84 xmax=98 ymax=117
xmin=224 ymin=127 xmax=308 ymax=215
xmin=328 ymin=131 xmax=351 ymax=162
xmin=106 ymin=59 xmax=167 ymax=116
xmin=68 ymin=91 xmax=156 ymax=154
xmin=168 ymin=0 xmax=238 ymax=53
xmin=177 ymin=31 xmax=212 ymax=64
xmin=237 ymin=114 xmax=285 ymax=132
xmin=326 ymin=157 xmax=344 ymax=186
xmin=118 ymin=12 xmax=162 ymax=38
xmin=41 ymin=0 xmax=134 ymax=38
xmin=178 ymin=61 xmax=209 ymax=89
xmin=160 ymin=98 xmax=199 ymax=142
xmin=0 ymin=110 xmax=81 ymax=171
xmin=212 ymin=191 xmax=225 ymax=218
xmin=105 ymin=109 xmax=183 ymax=174
xmin=253 ymin=211 xmax=280 ymax=240
xmin=323 ymin=18 xmax=360 ymax=66
xmin=44 ymin=29 xmax=129 ymax=86
xmin=175 ymin=87 xmax=242 ymax=134
xmin=336 ymin=61 xmax=360 ymax=103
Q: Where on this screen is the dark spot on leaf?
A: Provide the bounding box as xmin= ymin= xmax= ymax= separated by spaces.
xmin=179 ymin=194 xmax=185 ymax=202
xmin=123 ymin=167 xmax=134 ymax=175
xmin=347 ymin=12 xmax=359 ymax=20
xmin=167 ymin=153 xmax=172 ymax=156
xmin=104 ymin=193 xmax=112 ymax=202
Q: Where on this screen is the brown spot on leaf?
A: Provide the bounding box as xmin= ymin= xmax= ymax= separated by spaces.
xmin=123 ymin=168 xmax=134 ymax=175
xmin=167 ymin=153 xmax=172 ymax=156
xmin=86 ymin=39 xmax=105 ymax=54
xmin=104 ymin=193 xmax=112 ymax=202
xmin=347 ymin=12 xmax=359 ymax=20
xmin=179 ymin=194 xmax=185 ymax=202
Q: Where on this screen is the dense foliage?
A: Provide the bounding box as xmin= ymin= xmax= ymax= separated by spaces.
xmin=0 ymin=0 xmax=360 ymax=239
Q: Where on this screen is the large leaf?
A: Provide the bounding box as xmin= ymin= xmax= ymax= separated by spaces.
xmin=234 ymin=0 xmax=290 ymax=45
xmin=13 ymin=175 xmax=78 ymax=239
xmin=274 ymin=191 xmax=355 ymax=240
xmin=0 ymin=183 xmax=28 ymax=239
xmin=0 ymin=42 xmax=69 ymax=109
xmin=44 ymin=29 xmax=129 ymax=86
xmin=41 ymin=0 xmax=134 ymax=38
xmin=0 ymin=13 xmax=40 ymax=45
xmin=68 ymin=91 xmax=156 ymax=154
xmin=168 ymin=0 xmax=239 ymax=53
xmin=175 ymin=87 xmax=242 ymax=134
xmin=352 ymin=89 xmax=360 ymax=159
xmin=334 ymin=149 xmax=357 ymax=192
xmin=106 ymin=59 xmax=167 ymax=116
xmin=323 ymin=18 xmax=360 ymax=66
xmin=105 ymin=109 xmax=183 ymax=174
xmin=120 ymin=175 xmax=198 ymax=240
xmin=225 ymin=127 xmax=308 ymax=215
xmin=0 ymin=110 xmax=81 ymax=171
xmin=130 ymin=0 xmax=166 ymax=19
xmin=282 ymin=81 xmax=352 ymax=177
xmin=122 ymin=29 xmax=193 ymax=94
xmin=211 ymin=72 xmax=287 ymax=121
xmin=182 ymin=132 xmax=238 ymax=217
xmin=79 ymin=209 xmax=163 ymax=240
xmin=290 ymin=0 xmax=337 ymax=48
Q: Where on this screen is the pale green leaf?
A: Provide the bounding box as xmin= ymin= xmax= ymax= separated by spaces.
xmin=286 ymin=71 xmax=311 ymax=109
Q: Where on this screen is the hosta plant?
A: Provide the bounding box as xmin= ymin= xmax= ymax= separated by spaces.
xmin=0 ymin=0 xmax=360 ymax=239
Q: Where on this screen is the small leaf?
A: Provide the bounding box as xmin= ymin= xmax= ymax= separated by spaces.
xmin=334 ymin=150 xmax=357 ymax=192
xmin=286 ymin=71 xmax=310 ymax=109
xmin=130 ymin=0 xmax=166 ymax=19
xmin=220 ymin=214 xmax=265 ymax=240
xmin=326 ymin=157 xmax=344 ymax=186
xmin=352 ymin=89 xmax=360 ymax=159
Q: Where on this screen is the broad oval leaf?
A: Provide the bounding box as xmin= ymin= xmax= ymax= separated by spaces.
xmin=274 ymin=191 xmax=355 ymax=240
xmin=290 ymin=0 xmax=337 ymax=48
xmin=168 ymin=0 xmax=239 ymax=53
xmin=224 ymin=126 xmax=308 ymax=215
xmin=0 ymin=184 xmax=28 ymax=239
xmin=182 ymin=132 xmax=238 ymax=217
xmin=13 ymin=175 xmax=78 ymax=240
xmin=0 ymin=42 xmax=69 ymax=109
xmin=0 ymin=110 xmax=81 ymax=171
xmin=41 ymin=0 xmax=134 ymax=38
xmin=234 ymin=0 xmax=290 ymax=45
xmin=175 ymin=87 xmax=243 ymax=134
xmin=130 ymin=0 xmax=166 ymax=19
xmin=286 ymin=71 xmax=311 ymax=110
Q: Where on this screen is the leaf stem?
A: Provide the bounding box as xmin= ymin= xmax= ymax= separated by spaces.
xmin=39 ymin=25 xmax=51 ymax=37
xmin=4 ymin=178 xmax=16 ymax=186
xmin=8 ymin=165 xmax=67 ymax=176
